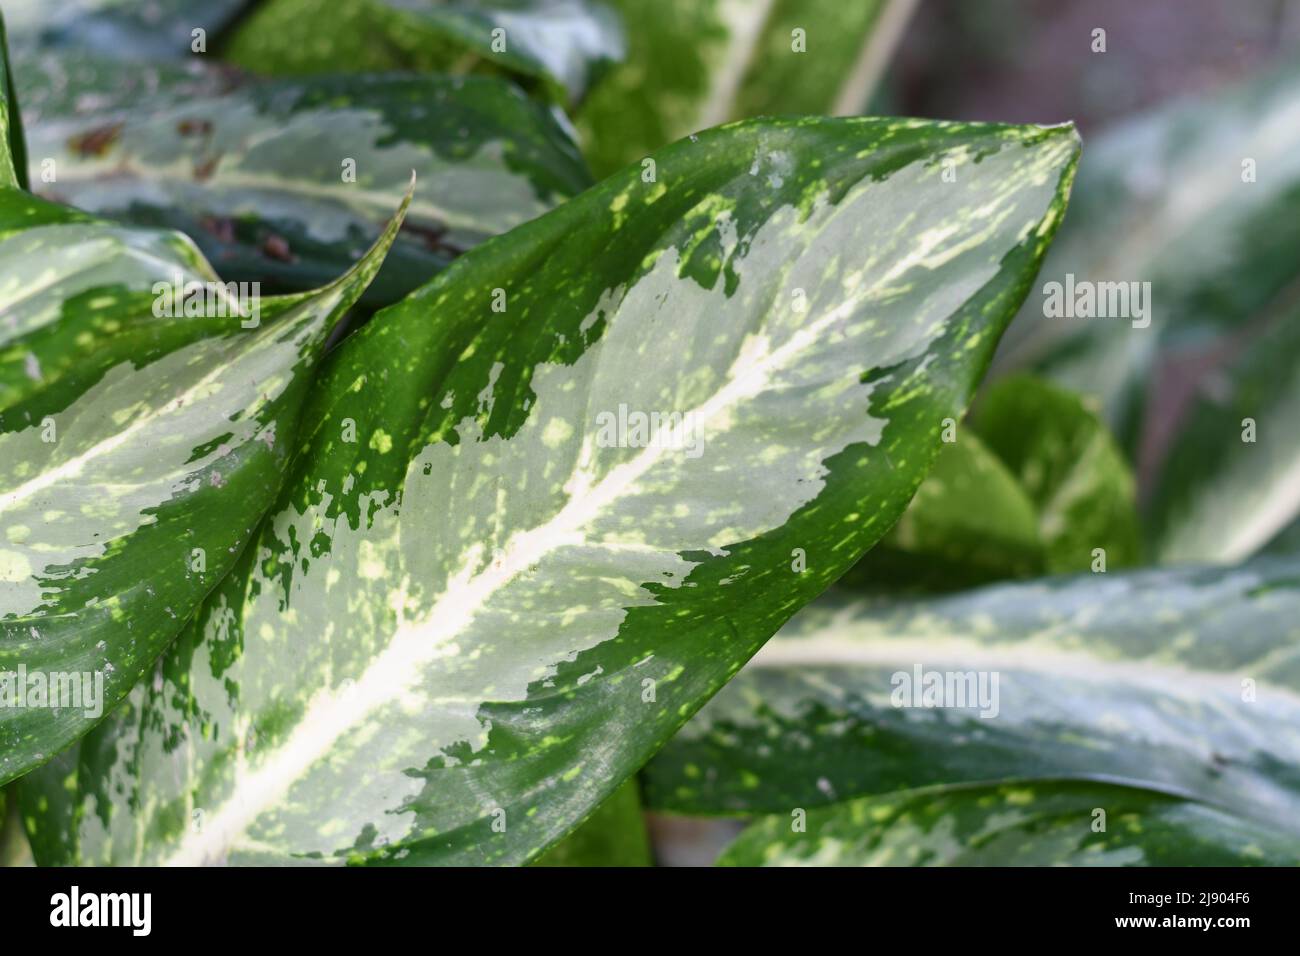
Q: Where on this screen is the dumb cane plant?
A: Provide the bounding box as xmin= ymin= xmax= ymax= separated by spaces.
xmin=0 ymin=3 xmax=1294 ymax=868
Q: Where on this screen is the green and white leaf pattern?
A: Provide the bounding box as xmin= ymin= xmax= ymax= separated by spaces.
xmin=993 ymin=59 xmax=1300 ymax=452
xmin=13 ymin=52 xmax=232 ymax=123
xmin=18 ymin=116 xmax=1078 ymax=865
xmin=717 ymin=781 xmax=1300 ymax=866
xmin=644 ymin=558 xmax=1300 ymax=845
xmin=28 ymin=70 xmax=592 ymax=307
xmin=577 ymin=0 xmax=916 ymax=177
xmin=1148 ymin=307 xmax=1300 ymax=564
xmin=223 ymin=0 xmax=625 ymax=104
xmin=2 ymin=0 xmax=248 ymax=60
xmin=0 ymin=184 xmax=411 ymax=785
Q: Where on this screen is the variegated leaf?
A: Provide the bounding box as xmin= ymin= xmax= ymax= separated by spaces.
xmin=717 ymin=782 xmax=1300 ymax=867
xmin=20 ymin=116 xmax=1077 ymax=866
xmin=0 ymin=174 xmax=411 ymax=785
xmin=13 ymin=52 xmax=231 ymax=122
xmin=643 ymin=558 xmax=1300 ymax=844
xmin=578 ymin=0 xmax=917 ymax=176
xmin=993 ymin=59 xmax=1300 ymax=453
xmin=223 ymin=0 xmax=625 ymax=104
xmin=2 ymin=0 xmax=246 ymax=60
xmin=27 ymin=69 xmax=591 ymax=308
xmin=1148 ymin=307 xmax=1300 ymax=564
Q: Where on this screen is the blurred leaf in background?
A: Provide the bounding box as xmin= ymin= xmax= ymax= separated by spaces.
xmin=2 ymin=0 xmax=249 ymax=61
xmin=840 ymin=375 xmax=1138 ymax=592
xmin=717 ymin=782 xmax=1300 ymax=866
xmin=24 ymin=67 xmax=591 ymax=308
xmin=838 ymin=432 xmax=1046 ymax=593
xmin=993 ymin=58 xmax=1300 ymax=469
xmin=222 ymin=0 xmax=624 ymax=105
xmin=1147 ymin=305 xmax=1300 ymax=563
xmin=975 ymin=375 xmax=1140 ymax=573
xmin=577 ymin=0 xmax=919 ymax=176
xmin=534 ymin=780 xmax=652 ymax=866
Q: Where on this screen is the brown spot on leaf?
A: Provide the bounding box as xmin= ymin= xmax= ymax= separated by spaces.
xmin=201 ymin=216 xmax=236 ymax=244
xmin=177 ymin=118 xmax=214 ymax=137
xmin=193 ymin=156 xmax=221 ymax=181
xmin=68 ymin=123 xmax=124 ymax=158
xmin=402 ymin=221 xmax=466 ymax=257
xmin=261 ymin=234 xmax=296 ymax=263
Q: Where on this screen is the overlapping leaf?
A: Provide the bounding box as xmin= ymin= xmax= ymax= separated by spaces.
xmin=533 ymin=779 xmax=651 ymax=866
xmin=717 ymin=782 xmax=1300 ymax=866
xmin=577 ymin=0 xmax=916 ymax=176
xmin=0 ymin=140 xmax=411 ymax=783
xmin=838 ymin=433 xmax=1045 ymax=592
xmin=223 ymin=0 xmax=624 ymax=104
xmin=839 ymin=375 xmax=1137 ymax=592
xmin=27 ymin=69 xmax=591 ymax=307
xmin=975 ymin=375 xmax=1140 ymax=572
xmin=644 ymin=558 xmax=1300 ymax=845
xmin=19 ymin=116 xmax=1078 ymax=865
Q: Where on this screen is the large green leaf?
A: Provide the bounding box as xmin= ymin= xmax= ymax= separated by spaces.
xmin=643 ymin=558 xmax=1300 ymax=841
xmin=27 ymin=70 xmax=591 ymax=307
xmin=0 ymin=11 xmax=26 ymax=190
xmin=19 ymin=116 xmax=1079 ymax=866
xmin=2 ymin=0 xmax=248 ymax=60
xmin=1148 ymin=308 xmax=1300 ymax=564
xmin=992 ymin=59 xmax=1300 ymax=453
xmin=577 ymin=0 xmax=917 ymax=177
xmin=974 ymin=375 xmax=1140 ymax=573
xmin=717 ymin=781 xmax=1300 ymax=866
xmin=223 ymin=0 xmax=624 ymax=104
xmin=837 ymin=432 xmax=1045 ymax=593
xmin=0 ymin=185 xmax=410 ymax=786
xmin=533 ymin=778 xmax=651 ymax=866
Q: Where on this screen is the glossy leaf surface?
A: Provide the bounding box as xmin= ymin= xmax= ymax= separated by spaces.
xmin=0 ymin=177 xmax=410 ymax=784
xmin=20 ymin=116 xmax=1078 ymax=865
xmin=644 ymin=558 xmax=1300 ymax=839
